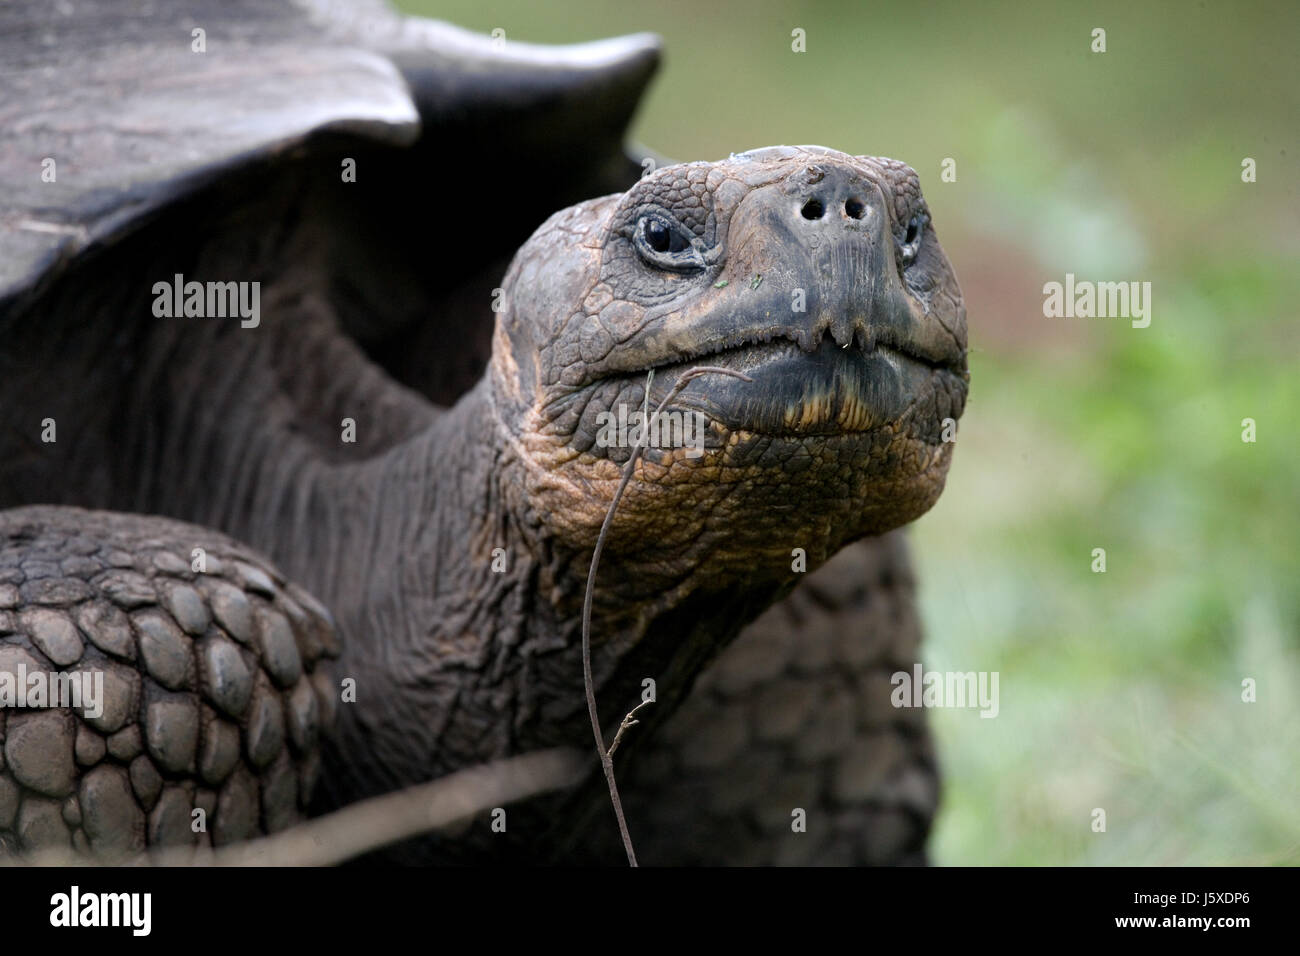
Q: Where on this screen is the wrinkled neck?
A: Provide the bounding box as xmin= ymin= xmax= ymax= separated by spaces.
xmin=291 ymin=380 xmax=784 ymax=810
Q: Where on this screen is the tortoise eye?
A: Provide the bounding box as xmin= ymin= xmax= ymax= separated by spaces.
xmin=640 ymin=215 xmax=689 ymax=254
xmin=633 ymin=214 xmax=704 ymax=272
xmin=645 ymin=217 xmax=673 ymax=252
xmin=899 ymin=212 xmax=927 ymax=266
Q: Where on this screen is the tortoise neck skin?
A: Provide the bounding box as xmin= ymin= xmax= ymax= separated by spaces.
xmin=290 ymin=377 xmax=796 ymax=812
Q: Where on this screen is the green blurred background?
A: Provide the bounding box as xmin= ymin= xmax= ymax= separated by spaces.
xmin=401 ymin=0 xmax=1299 ymax=864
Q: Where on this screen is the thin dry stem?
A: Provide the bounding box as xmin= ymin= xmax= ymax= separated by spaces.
xmin=6 ymin=748 xmax=584 ymax=867
xmin=607 ymin=697 xmax=655 ymax=759
xmin=580 ymin=364 xmax=752 ymax=867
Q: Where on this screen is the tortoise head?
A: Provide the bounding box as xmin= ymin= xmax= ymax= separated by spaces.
xmin=490 ymin=146 xmax=968 ymax=583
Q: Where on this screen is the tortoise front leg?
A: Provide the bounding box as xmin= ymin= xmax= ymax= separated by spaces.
xmin=0 ymin=506 xmax=338 ymax=861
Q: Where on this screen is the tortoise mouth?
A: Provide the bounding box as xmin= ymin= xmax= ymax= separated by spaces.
xmin=641 ymin=335 xmax=964 ymax=437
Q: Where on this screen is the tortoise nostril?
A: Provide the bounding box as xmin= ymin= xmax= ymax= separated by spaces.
xmin=845 ymin=197 xmax=866 ymax=219
xmin=801 ymin=198 xmax=825 ymax=220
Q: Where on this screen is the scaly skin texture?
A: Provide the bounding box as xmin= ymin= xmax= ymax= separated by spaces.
xmin=0 ymin=146 xmax=966 ymax=863
xmin=613 ymin=534 xmax=938 ymax=866
xmin=0 ymin=507 xmax=337 ymax=859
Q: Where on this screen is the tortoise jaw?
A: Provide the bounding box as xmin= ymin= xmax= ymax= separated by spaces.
xmin=583 ymin=294 xmax=966 ymax=394
xmin=636 ymin=314 xmax=965 ymax=376
xmin=643 ymin=335 xmax=959 ymax=437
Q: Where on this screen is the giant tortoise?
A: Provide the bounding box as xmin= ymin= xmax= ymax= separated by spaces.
xmin=0 ymin=0 xmax=968 ymax=865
